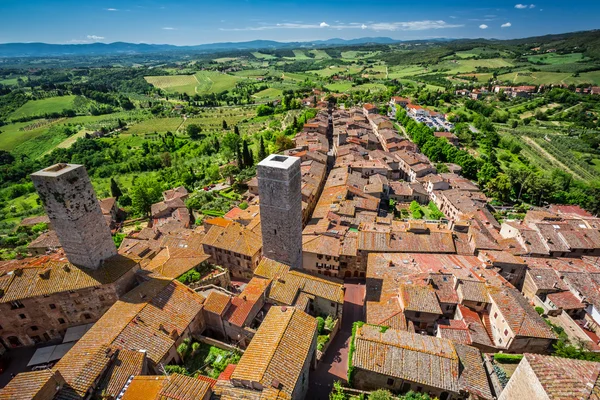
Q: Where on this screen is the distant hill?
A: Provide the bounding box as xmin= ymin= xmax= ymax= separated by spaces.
xmin=0 ymin=38 xmax=403 ymax=58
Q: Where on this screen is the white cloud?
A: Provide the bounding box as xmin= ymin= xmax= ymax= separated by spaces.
xmin=105 ymin=8 xmax=118 ymax=11
xmin=220 ymin=20 xmax=463 ymax=32
xmin=514 ymin=4 xmax=528 ymax=8
xmin=86 ymin=35 xmax=105 ymax=40
xmin=162 ymin=27 xmax=176 ymax=30
xmin=501 ymin=22 xmax=512 ymax=28
xmin=479 ymin=24 xmax=488 ymax=29
xmin=529 ymin=4 xmax=536 ymax=8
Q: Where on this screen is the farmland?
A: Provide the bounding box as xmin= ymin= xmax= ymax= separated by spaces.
xmin=145 ymin=71 xmax=244 ymax=95
xmin=10 ymin=95 xmax=76 ymax=119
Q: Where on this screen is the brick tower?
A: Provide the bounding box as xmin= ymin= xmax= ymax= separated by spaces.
xmin=31 ymin=163 xmax=117 ymax=269
xmin=258 ymin=154 xmax=303 ymax=270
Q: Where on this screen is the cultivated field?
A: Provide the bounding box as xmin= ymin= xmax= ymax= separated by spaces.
xmin=145 ymin=72 xmax=244 ymax=95
xmin=10 ymin=95 xmax=76 ymax=119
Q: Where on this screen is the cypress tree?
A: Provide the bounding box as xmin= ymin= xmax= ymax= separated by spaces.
xmin=258 ymin=136 xmax=267 ymax=161
xmin=110 ymin=178 xmax=123 ymax=199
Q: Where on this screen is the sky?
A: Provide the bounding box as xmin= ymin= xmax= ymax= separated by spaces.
xmin=1 ymin=0 xmax=599 ymax=45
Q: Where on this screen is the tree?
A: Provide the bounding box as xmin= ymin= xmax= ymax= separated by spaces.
xmin=409 ymin=201 xmax=423 ymax=219
xmin=275 ymin=135 xmax=295 ymax=152
xmin=242 ymin=139 xmax=254 ymax=168
xmin=234 ymin=125 xmax=240 ymax=136
xmin=258 ymin=136 xmax=268 ymax=161
xmin=329 ymin=381 xmax=346 ymax=400
xmin=368 ymin=389 xmax=393 ymax=400
xmin=221 ymin=164 xmax=240 ymax=184
xmin=0 ymin=150 xmax=15 ymax=166
xmin=186 ymin=124 xmax=202 ymax=140
xmin=222 ymin=120 xmax=228 ymax=130
xmin=110 ymin=178 xmax=123 ymax=199
xmin=477 ymin=162 xmax=499 ymax=187
xmin=130 ymin=176 xmax=163 ymax=216
xmin=486 ymin=173 xmax=513 ymax=202
xmin=222 ymin=132 xmax=242 ymax=161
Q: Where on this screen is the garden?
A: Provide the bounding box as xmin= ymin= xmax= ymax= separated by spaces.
xmin=165 ymin=339 xmax=241 ymax=379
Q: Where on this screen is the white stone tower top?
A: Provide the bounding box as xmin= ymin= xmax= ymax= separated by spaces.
xmin=31 ymin=163 xmax=117 ymax=269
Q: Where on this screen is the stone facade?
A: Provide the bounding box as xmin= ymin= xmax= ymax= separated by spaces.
xmin=498 ymin=357 xmax=548 ymax=400
xmin=258 ymin=155 xmax=303 ymax=270
xmin=0 ymin=266 xmax=137 ymax=349
xmin=31 ymin=164 xmax=117 ymax=269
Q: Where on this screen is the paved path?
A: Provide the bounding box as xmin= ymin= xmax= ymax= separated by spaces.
xmin=308 ymin=282 xmax=365 ymax=400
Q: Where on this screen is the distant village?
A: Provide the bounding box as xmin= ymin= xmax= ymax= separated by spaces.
xmin=2 ymin=94 xmax=600 ymax=400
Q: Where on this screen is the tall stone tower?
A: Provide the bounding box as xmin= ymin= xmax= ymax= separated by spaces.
xmin=31 ymin=163 xmax=117 ymax=269
xmin=258 ymin=154 xmax=303 ymax=270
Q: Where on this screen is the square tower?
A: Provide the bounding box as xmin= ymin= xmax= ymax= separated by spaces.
xmin=258 ymin=155 xmax=303 ymax=270
xmin=31 ymin=163 xmax=117 ymax=269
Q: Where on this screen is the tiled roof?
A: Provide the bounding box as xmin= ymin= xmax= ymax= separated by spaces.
xmin=399 ymin=284 xmax=443 ymax=314
xmin=53 ymin=276 xmax=205 ymax=394
xmin=231 ymin=307 xmax=317 ymax=398
xmin=521 ymin=353 xmax=600 ymax=400
xmin=488 ymin=287 xmax=556 ymax=339
xmin=0 ymin=370 xmax=65 ymax=400
xmin=255 ymin=258 xmax=344 ymax=304
xmin=0 ymin=252 xmax=138 ymax=303
xmin=95 ymin=349 xmax=146 ymax=399
xmin=302 ymin=234 xmax=341 ymax=257
xmin=144 ymin=247 xmax=210 ymax=279
xmin=457 ymin=305 xmax=494 ymax=348
xmin=457 ymin=279 xmax=489 ymax=304
xmin=121 ymin=374 xmax=212 ymax=400
xmin=454 ymin=344 xmax=493 ymax=399
xmin=353 ymin=325 xmax=460 ymax=393
xmin=203 ymin=290 xmax=232 ymax=316
xmin=202 ymin=222 xmax=262 ymax=256
xmin=547 ymin=291 xmax=585 ymax=310
xmin=357 ymin=231 xmax=456 ymax=253
xmin=27 ymin=230 xmax=61 ymax=249
xmin=437 ymin=320 xmax=472 ymax=345
xmin=224 ymin=277 xmax=270 ymax=327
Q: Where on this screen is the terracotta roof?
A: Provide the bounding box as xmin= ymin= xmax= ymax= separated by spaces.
xmin=202 ymin=222 xmax=262 ymax=257
xmin=203 ymin=290 xmax=232 ymax=316
xmin=457 ymin=279 xmax=489 ymax=304
xmin=99 ymin=197 xmax=117 ymax=214
xmin=144 ymin=247 xmax=210 ymax=279
xmin=231 ymin=307 xmax=317 ymax=398
xmin=19 ymin=215 xmax=51 ymax=227
xmin=353 ymin=325 xmax=460 ymax=393
xmin=53 ymin=277 xmax=205 ymax=395
xmin=457 ymin=305 xmax=494 ymax=348
xmin=27 ymin=230 xmax=61 ymax=249
xmin=224 ymin=277 xmax=270 ymax=327
xmin=121 ymin=374 xmax=212 ymax=400
xmin=437 ymin=320 xmax=472 ymax=344
xmin=399 ymin=284 xmax=443 ymax=314
xmin=519 ymin=353 xmax=600 ymax=400
xmin=454 ymin=344 xmax=493 ymax=399
xmin=302 ymin=234 xmax=340 ymax=257
xmin=0 ymin=370 xmax=65 ymax=400
xmin=218 ymin=364 xmax=237 ymax=381
xmin=488 ymin=287 xmax=556 ymax=340
xmin=547 ymin=291 xmax=585 ymax=310
xmin=358 ymin=231 xmax=456 ymax=253
xmin=0 ymin=252 xmax=138 ymax=303
xmin=95 ymin=349 xmax=146 ymax=399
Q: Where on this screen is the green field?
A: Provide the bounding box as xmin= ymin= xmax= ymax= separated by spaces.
xmin=325 ymin=81 xmax=354 ymax=92
xmin=309 ymin=49 xmax=331 ymax=59
xmin=437 ymin=58 xmax=514 ymax=74
xmin=145 ymin=72 xmax=243 ymax=95
xmin=252 ymin=87 xmax=283 ymax=100
xmin=125 ymin=117 xmax=184 ymax=135
xmin=498 ymin=70 xmax=600 ymax=85
xmin=527 ymin=52 xmax=588 ymax=65
xmin=454 ymin=47 xmax=513 ymax=59
xmin=349 ymin=83 xmax=387 ymax=92
xmin=291 ymin=50 xmax=311 ymax=60
xmin=251 ymin=52 xmax=277 ymax=60
xmin=11 ymin=95 xmax=76 ymax=119
xmin=0 ymin=77 xmax=21 ymax=86
xmin=341 ymin=50 xmax=381 ymax=60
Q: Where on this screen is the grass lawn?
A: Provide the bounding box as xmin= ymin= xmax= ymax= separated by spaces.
xmin=527 ymin=52 xmax=588 ymax=65
xmin=10 ymin=95 xmax=76 ymax=119
xmin=126 ymin=117 xmax=184 ymax=135
xmin=325 ymin=81 xmax=354 ymax=92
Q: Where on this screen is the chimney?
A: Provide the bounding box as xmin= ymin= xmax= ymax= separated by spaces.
xmin=31 ymin=164 xmax=117 ymax=269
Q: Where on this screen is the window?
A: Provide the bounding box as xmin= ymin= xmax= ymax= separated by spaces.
xmin=19 ymin=314 xmax=26 ymax=319
xmin=477 ymin=302 xmax=482 ymax=307
xmin=494 ymin=312 xmax=498 ymax=319
xmin=504 ymin=329 xmax=509 ymax=336
xmin=330 ymin=302 xmax=335 ymax=307
xmin=387 ymin=378 xmax=394 ymax=386
xmin=83 ymin=313 xmax=92 ymax=320
xmin=30 ymin=326 xmax=38 ymax=331
xmin=0 ymin=324 xmax=3 ymax=330
xmin=49 ymin=304 xmax=56 ymax=310
xmin=58 ymin=318 xmax=66 ymax=324
xmin=10 ymin=300 xmax=24 ymax=310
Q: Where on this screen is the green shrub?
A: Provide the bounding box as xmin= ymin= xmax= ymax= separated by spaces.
xmin=494 ymin=353 xmax=524 ymax=363
xmin=317 ymin=334 xmax=330 ymax=352
xmin=324 ymin=315 xmax=335 ymax=331
xmin=239 ymin=202 xmax=249 ymax=210
xmin=535 ymin=306 xmax=544 ymax=315
xmin=316 ymin=316 xmax=325 ymax=334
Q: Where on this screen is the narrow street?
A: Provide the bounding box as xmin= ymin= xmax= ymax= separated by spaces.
xmin=308 ymin=281 xmax=365 ymax=400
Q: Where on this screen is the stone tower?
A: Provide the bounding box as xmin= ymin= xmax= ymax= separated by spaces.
xmin=258 ymin=154 xmax=303 ymax=270
xmin=31 ymin=163 xmax=117 ymax=269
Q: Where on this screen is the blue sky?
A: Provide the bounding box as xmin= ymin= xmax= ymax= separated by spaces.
xmin=1 ymin=0 xmax=598 ymax=45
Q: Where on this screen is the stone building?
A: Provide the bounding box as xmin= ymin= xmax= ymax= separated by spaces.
xmin=258 ymin=155 xmax=303 ymax=270
xmin=499 ymin=353 xmax=600 ymax=400
xmin=31 ymin=163 xmax=117 ymax=269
